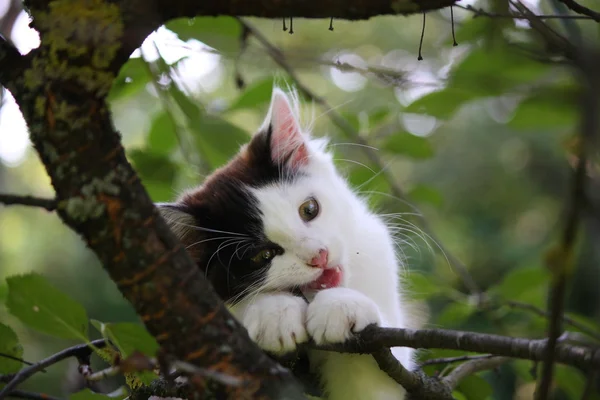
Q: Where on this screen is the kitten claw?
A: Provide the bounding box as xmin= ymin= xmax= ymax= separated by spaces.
xmin=306 ymin=288 xmax=382 ymax=345
xmin=243 ymin=293 xmax=308 ymax=354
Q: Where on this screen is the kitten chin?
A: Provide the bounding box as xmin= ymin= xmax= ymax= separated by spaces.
xmin=157 ymin=87 xmax=420 ymax=400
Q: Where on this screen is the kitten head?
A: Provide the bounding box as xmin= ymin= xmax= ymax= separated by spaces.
xmin=158 ymin=88 xmax=356 ymax=303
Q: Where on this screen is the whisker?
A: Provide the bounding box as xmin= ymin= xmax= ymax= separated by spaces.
xmin=333 ymin=158 xmax=376 ymax=174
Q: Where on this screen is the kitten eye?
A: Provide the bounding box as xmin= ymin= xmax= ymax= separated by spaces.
xmin=299 ymin=197 xmax=319 ymax=222
xmin=252 ymin=249 xmax=276 ymax=264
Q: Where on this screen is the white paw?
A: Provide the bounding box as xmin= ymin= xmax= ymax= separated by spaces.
xmin=306 ymin=288 xmax=382 ymax=345
xmin=242 ymin=293 xmax=308 ymax=354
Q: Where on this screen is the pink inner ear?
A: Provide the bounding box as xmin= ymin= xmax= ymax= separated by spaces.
xmin=269 ymin=91 xmax=309 ymax=169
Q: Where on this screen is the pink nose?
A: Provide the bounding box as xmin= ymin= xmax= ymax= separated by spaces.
xmin=308 ymin=249 xmax=329 ymax=269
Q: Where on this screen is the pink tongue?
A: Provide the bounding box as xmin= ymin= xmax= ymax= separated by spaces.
xmin=305 ymin=268 xmax=342 ymax=290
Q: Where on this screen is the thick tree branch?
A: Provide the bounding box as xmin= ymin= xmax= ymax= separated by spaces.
xmin=0 ymin=194 xmax=57 ymax=211
xmin=4 ymin=2 xmax=306 ymax=399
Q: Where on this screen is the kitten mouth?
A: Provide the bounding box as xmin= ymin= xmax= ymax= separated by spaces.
xmin=302 ymin=266 xmax=343 ymax=290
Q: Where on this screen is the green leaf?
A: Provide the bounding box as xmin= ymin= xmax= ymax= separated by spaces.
xmin=192 ymin=115 xmax=249 ymax=169
xmin=409 ymin=185 xmax=443 ymax=208
xmin=457 ymin=374 xmax=493 ymax=400
xmin=406 ymin=273 xmax=441 ymax=300
xmin=494 ymin=266 xmax=549 ymax=302
xmin=452 ymin=391 xmax=468 ymax=400
xmin=436 ymin=302 xmax=475 ymax=328
xmin=509 ymin=92 xmax=578 ymax=130
xmin=70 ymin=389 xmax=114 ymax=400
xmin=229 ymin=78 xmax=275 ymax=112
xmin=128 ymin=150 xmax=179 ymax=202
xmin=405 ymin=88 xmax=478 ymax=119
xmin=108 ymin=58 xmax=150 ymax=102
xmin=166 ymin=17 xmax=242 ymax=54
xmin=148 ymin=112 xmax=178 ymax=156
xmin=450 ymin=46 xmax=549 ymax=97
xmin=554 ymin=364 xmax=585 ymax=399
xmin=6 ymin=273 xmax=88 ymax=340
xmin=381 ymin=132 xmax=434 ymax=159
xmin=91 ymin=320 xmax=159 ymax=358
xmin=0 ymin=323 xmax=23 ymax=373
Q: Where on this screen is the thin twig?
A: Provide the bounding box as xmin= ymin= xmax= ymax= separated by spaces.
xmin=504 ymin=300 xmax=600 ymax=342
xmin=420 ymin=354 xmax=495 ymax=367
xmin=0 ymin=194 xmax=57 ymax=211
xmin=0 ymin=340 xmax=107 ymax=400
xmin=556 ymin=0 xmax=600 ymax=21
xmin=5 ymin=390 xmax=63 ymax=400
xmin=456 ymin=3 xmax=597 ymax=20
xmin=0 ymin=354 xmax=36 ymax=367
xmin=536 ymin=50 xmax=600 ymax=400
xmin=238 ymin=18 xmax=481 ymax=296
xmin=443 ymin=357 xmax=510 ymax=388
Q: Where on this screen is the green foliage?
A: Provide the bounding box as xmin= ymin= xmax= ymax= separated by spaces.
xmin=228 ymin=77 xmax=276 ymax=111
xmin=148 ymin=112 xmax=178 ymax=156
xmin=91 ymin=320 xmax=159 ymax=358
xmin=191 ymin=114 xmax=250 ymax=169
xmin=457 ymin=375 xmax=493 ymax=400
xmin=493 ymin=266 xmax=550 ymax=306
xmin=381 ymin=132 xmax=434 ymax=159
xmin=166 ymin=17 xmax=242 ymax=54
xmin=0 ymin=322 xmax=23 ymax=373
xmin=6 ymin=273 xmax=89 ymax=340
xmin=70 ymin=389 xmax=115 ymax=400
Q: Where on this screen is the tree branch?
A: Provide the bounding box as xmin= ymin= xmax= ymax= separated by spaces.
xmin=443 ymin=357 xmax=510 ymax=389
xmin=304 ymin=325 xmax=600 ymax=370
xmin=0 ymin=194 xmax=57 ymax=211
xmin=536 ymin=50 xmax=600 ymax=400
xmin=504 ymin=300 xmax=600 ymax=342
xmin=0 ymin=340 xmax=107 ymax=398
xmin=5 ymin=390 xmax=63 ymax=400
xmin=556 ymin=0 xmax=600 ymax=21
xmin=372 ymin=349 xmax=454 ymax=400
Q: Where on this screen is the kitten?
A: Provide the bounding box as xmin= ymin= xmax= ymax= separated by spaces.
xmin=158 ymin=87 xmax=417 ymax=400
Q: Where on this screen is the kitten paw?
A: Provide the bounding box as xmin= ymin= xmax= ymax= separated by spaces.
xmin=306 ymin=288 xmax=382 ymax=345
xmin=242 ymin=293 xmax=308 ymax=354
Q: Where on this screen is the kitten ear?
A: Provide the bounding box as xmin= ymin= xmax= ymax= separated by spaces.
xmin=156 ymin=202 xmax=194 ymax=242
xmin=264 ymin=88 xmax=309 ymax=169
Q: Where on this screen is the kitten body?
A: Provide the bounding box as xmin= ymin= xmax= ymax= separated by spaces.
xmin=159 ymin=88 xmax=416 ymax=399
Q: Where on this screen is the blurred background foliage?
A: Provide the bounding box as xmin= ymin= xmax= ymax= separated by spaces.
xmin=0 ymin=0 xmax=599 ymax=398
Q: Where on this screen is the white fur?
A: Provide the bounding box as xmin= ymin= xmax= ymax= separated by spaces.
xmin=229 ymin=88 xmax=416 ymax=400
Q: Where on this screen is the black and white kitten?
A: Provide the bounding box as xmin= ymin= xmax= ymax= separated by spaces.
xmin=158 ymin=88 xmax=416 ymax=400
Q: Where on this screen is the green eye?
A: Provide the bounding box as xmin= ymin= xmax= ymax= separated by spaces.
xmin=299 ymin=197 xmax=319 ymax=222
xmin=252 ymin=249 xmax=276 ymax=263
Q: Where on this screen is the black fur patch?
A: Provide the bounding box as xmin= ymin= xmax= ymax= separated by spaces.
xmin=164 ymin=126 xmax=301 ymax=301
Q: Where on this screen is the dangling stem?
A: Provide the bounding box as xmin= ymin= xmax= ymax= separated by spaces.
xmin=289 ymin=17 xmax=294 ymax=34
xmin=418 ymin=13 xmax=426 ymax=60
xmin=450 ymin=7 xmax=458 ymax=46
xmin=283 ymin=18 xmax=287 ymax=31
xmin=329 ymin=17 xmax=334 ymax=31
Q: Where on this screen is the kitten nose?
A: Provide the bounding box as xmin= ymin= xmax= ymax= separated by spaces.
xmin=308 ymin=249 xmax=328 ymax=269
